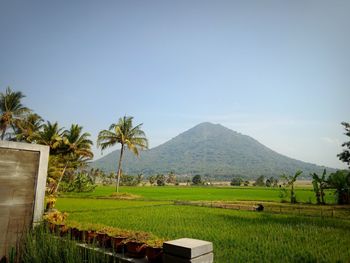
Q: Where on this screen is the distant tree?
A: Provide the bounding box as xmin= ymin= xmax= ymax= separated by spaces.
xmin=97 ymin=116 xmax=148 ymax=192
xmin=192 ymin=174 xmax=202 ymax=185
xmin=327 ymin=170 xmax=350 ymax=205
xmin=254 ymin=175 xmax=265 ymax=187
xmin=156 ymin=174 xmax=165 ymax=186
xmin=136 ymin=173 xmax=143 ymax=185
xmin=166 ymin=171 xmax=176 ymax=184
xmin=149 ymin=175 xmax=156 ymax=185
xmin=0 ymin=87 xmax=30 ymax=140
xmin=230 ymin=176 xmax=242 ymax=186
xmin=265 ymin=178 xmax=272 ymax=187
xmin=243 ymin=180 xmax=250 ymax=186
xmin=337 ymin=122 xmax=350 ymax=168
xmin=311 ymin=169 xmax=328 ymax=205
xmin=281 ymin=170 xmax=303 ymax=204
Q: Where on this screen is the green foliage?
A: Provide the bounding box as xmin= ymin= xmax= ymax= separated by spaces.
xmin=254 ymin=175 xmax=265 ymax=186
xmin=230 ymin=176 xmax=242 ymax=186
xmin=192 ymin=174 xmax=202 ymax=185
xmin=0 ymin=87 xmax=30 ymax=140
xmin=281 ymin=170 xmax=303 ymax=204
xmin=148 ymin=175 xmax=156 ymax=185
xmin=328 ymin=170 xmax=350 ymax=204
xmin=156 ymin=174 xmax=165 ymax=186
xmin=337 ymin=122 xmax=350 ymax=168
xmin=166 ymin=171 xmax=176 ymax=184
xmin=60 ymin=173 xmax=97 ymax=193
xmin=120 ymin=174 xmax=141 ymax=186
xmin=311 ymin=169 xmax=327 ymax=204
xmin=20 ymin=224 xmax=111 ymax=263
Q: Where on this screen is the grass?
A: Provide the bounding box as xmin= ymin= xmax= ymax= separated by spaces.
xmin=59 ymin=185 xmax=336 ymax=204
xmin=55 ymin=185 xmax=350 ymax=262
xmin=56 ymin=198 xmax=350 ymax=263
xmin=20 ymin=225 xmax=111 ymax=263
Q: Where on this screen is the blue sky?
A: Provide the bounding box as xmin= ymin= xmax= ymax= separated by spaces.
xmin=1 ymin=0 xmax=349 ymax=168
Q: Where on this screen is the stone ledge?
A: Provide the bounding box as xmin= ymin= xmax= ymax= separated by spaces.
xmin=163 ymin=238 xmax=213 ymax=259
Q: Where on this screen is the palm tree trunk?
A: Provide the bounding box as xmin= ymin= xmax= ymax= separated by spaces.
xmin=53 ymin=163 xmax=68 ymax=194
xmin=116 ymin=144 xmax=124 ymax=192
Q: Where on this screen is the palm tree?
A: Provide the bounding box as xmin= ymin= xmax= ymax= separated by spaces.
xmin=62 ymin=124 xmax=94 ymax=160
xmin=15 ymin=113 xmax=43 ymax=142
xmin=0 ymin=87 xmax=30 ymax=140
xmin=32 ymin=121 xmax=64 ymax=154
xmin=97 ymin=116 xmax=148 ymax=192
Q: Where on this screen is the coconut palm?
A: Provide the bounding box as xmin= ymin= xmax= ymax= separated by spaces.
xmin=0 ymin=87 xmax=30 ymax=140
xmin=97 ymin=116 xmax=148 ymax=192
xmin=15 ymin=113 xmax=43 ymax=142
xmin=32 ymin=121 xmax=64 ymax=154
xmin=62 ymin=124 xmax=94 ymax=161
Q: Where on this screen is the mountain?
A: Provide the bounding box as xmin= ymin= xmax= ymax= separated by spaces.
xmin=92 ymin=122 xmax=333 ymax=179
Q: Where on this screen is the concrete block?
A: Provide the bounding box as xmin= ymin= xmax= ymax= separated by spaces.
xmin=163 ymin=252 xmax=214 ymax=263
xmin=163 ymin=238 xmax=213 ymax=259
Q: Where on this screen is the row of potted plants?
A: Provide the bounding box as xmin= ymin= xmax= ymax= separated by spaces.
xmin=43 ymin=211 xmax=163 ymax=263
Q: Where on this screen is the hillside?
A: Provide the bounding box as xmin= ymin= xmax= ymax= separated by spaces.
xmin=92 ymin=122 xmax=333 ymax=179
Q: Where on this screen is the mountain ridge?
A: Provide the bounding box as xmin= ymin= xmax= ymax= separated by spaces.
xmin=92 ymin=122 xmax=334 ymax=179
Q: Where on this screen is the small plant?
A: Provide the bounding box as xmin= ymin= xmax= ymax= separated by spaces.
xmin=43 ymin=211 xmax=68 ymax=225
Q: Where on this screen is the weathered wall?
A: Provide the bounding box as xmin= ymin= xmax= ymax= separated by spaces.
xmin=0 ymin=141 xmax=49 ymax=261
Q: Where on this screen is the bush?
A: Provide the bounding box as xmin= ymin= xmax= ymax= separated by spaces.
xmin=192 ymin=175 xmax=202 ymax=185
xmin=328 ymin=170 xmax=350 ymax=204
xmin=230 ymin=176 xmax=242 ymax=186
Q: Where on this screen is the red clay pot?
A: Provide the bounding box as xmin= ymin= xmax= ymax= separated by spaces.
xmin=111 ymin=236 xmax=127 ymax=253
xmin=96 ymin=232 xmax=111 ymax=248
xmin=83 ymin=230 xmax=97 ymax=244
xmin=126 ymin=241 xmax=147 ymax=258
xmin=146 ymin=246 xmax=163 ymax=263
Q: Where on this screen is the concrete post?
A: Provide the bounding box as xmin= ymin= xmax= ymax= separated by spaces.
xmin=163 ymin=238 xmax=213 ymax=263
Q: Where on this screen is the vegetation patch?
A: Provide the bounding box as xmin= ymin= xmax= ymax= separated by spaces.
xmin=109 ymin=192 xmax=141 ymax=200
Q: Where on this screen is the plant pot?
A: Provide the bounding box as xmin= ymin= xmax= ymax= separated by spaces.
xmin=47 ymin=222 xmax=56 ymax=233
xmin=83 ymin=230 xmax=97 ymax=244
xmin=146 ymin=246 xmax=163 ymax=263
xmin=126 ymin=241 xmax=147 ymax=258
xmin=111 ymin=236 xmax=127 ymax=253
xmin=58 ymin=224 xmax=70 ymax=237
xmin=71 ymin=227 xmax=83 ymax=241
xmin=96 ymin=232 xmax=111 ymax=248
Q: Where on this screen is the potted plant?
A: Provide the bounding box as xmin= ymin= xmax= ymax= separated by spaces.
xmin=107 ymin=228 xmax=130 ymax=253
xmin=125 ymin=232 xmax=151 ymax=258
xmin=145 ymin=239 xmax=164 ymax=263
xmin=45 ymin=195 xmax=57 ymax=211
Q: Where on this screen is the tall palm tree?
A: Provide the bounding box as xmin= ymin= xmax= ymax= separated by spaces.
xmin=97 ymin=116 xmax=148 ymax=192
xmin=15 ymin=113 xmax=43 ymax=142
xmin=0 ymin=87 xmax=30 ymax=140
xmin=32 ymin=121 xmax=64 ymax=154
xmin=50 ymin=124 xmax=94 ymax=194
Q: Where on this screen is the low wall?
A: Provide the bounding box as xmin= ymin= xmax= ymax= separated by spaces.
xmin=0 ymin=141 xmax=49 ymax=261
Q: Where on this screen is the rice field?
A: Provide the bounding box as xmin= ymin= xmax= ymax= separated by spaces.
xmin=56 ymin=186 xmax=350 ymax=262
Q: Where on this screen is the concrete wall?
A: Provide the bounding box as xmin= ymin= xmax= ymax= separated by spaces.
xmin=0 ymin=141 xmax=49 ymax=261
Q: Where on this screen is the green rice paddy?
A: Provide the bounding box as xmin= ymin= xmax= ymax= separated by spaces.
xmin=56 ymin=186 xmax=350 ymax=262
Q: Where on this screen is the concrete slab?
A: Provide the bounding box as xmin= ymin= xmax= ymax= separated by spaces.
xmin=163 ymin=238 xmax=213 ymax=259
xmin=163 ymin=252 xmax=214 ymax=263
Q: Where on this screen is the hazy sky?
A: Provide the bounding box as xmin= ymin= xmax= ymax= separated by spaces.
xmin=1 ymin=0 xmax=349 ymax=169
